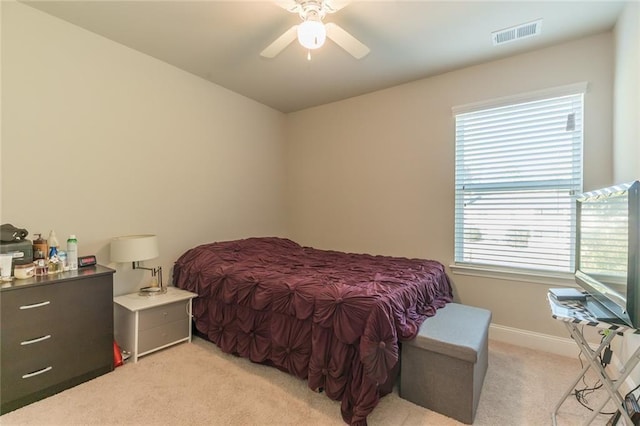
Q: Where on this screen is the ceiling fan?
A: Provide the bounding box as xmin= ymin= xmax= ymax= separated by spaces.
xmin=260 ymin=0 xmax=370 ymax=60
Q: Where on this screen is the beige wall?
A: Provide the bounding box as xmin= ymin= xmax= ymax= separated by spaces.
xmin=286 ymin=33 xmax=615 ymax=339
xmin=611 ymin=1 xmax=640 ymax=379
xmin=1 ymin=2 xmax=288 ymax=295
xmin=613 ymin=1 xmax=640 ymax=183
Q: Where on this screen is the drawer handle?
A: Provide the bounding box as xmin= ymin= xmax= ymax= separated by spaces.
xmin=21 ymin=334 xmax=52 ymax=346
xmin=22 ymin=366 xmax=53 ymax=379
xmin=19 ymin=301 xmax=51 ymax=310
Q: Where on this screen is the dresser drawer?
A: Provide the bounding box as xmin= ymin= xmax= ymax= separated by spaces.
xmin=138 ymin=301 xmax=189 ymax=331
xmin=1 ymin=287 xmax=57 ymax=333
xmin=1 ymin=321 xmax=67 ymax=353
xmin=1 ymin=283 xmax=61 ymax=311
xmin=1 ymin=356 xmax=68 ymax=402
xmin=2 ymin=330 xmax=60 ymax=371
xmin=138 ymin=318 xmax=190 ymax=354
xmin=3 ymin=325 xmax=112 ymax=378
xmin=1 ymin=277 xmax=112 ymax=336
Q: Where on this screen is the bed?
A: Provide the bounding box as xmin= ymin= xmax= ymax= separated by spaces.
xmin=173 ymin=237 xmax=453 ymax=425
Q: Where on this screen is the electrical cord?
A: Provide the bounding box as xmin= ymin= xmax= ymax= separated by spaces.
xmin=571 ymin=327 xmax=617 ymax=415
xmin=626 ymin=382 xmax=640 ymax=402
xmin=573 ymin=381 xmax=615 ymax=414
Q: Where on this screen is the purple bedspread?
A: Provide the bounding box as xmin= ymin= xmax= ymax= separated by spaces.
xmin=173 ymin=237 xmax=452 ymax=425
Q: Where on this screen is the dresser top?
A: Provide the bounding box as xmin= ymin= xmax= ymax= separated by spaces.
xmin=0 ymin=265 xmax=115 ymax=292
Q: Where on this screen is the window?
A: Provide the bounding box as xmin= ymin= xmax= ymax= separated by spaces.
xmin=453 ymin=84 xmax=585 ymax=274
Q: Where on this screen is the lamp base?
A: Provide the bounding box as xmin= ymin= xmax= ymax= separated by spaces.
xmin=138 ymin=286 xmax=167 ymax=296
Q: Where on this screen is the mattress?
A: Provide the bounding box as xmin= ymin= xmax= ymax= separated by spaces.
xmin=173 ymin=237 xmax=452 ymax=425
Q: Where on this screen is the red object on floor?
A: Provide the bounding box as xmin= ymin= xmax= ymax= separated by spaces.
xmin=113 ymin=340 xmax=123 ymax=367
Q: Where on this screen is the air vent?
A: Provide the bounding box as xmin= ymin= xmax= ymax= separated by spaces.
xmin=492 ymin=19 xmax=542 ymax=46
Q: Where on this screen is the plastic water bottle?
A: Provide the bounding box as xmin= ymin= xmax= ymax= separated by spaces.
xmin=48 ymin=230 xmax=59 ymax=258
xmin=67 ymin=235 xmax=78 ymax=270
xmin=58 ymin=250 xmax=68 ymax=271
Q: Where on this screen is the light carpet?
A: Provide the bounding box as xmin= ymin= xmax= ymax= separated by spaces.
xmin=1 ymin=337 xmax=616 ymax=425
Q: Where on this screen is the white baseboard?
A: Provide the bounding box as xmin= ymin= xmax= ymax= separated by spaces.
xmin=608 ymin=352 xmax=639 ymax=396
xmin=489 ymin=323 xmax=580 ymax=358
xmin=489 ymin=323 xmax=639 ymax=395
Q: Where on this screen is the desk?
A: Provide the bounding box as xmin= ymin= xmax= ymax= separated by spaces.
xmin=549 ymin=293 xmax=640 ymax=425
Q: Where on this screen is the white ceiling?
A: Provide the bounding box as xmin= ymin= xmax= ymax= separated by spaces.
xmin=23 ymin=0 xmax=627 ymax=113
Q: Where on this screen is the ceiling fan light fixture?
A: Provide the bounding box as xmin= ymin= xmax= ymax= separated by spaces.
xmin=297 ymin=19 xmax=326 ymax=50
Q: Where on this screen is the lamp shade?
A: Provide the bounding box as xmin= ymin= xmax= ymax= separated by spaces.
xmin=297 ymin=19 xmax=326 ymax=50
xmin=110 ymin=234 xmax=159 ymax=263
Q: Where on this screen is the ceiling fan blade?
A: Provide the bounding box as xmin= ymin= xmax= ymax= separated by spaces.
xmin=274 ymin=0 xmax=299 ymax=13
xmin=260 ymin=25 xmax=299 ymax=58
xmin=325 ymin=22 xmax=370 ymax=59
xmin=275 ymin=0 xmax=351 ymax=14
xmin=324 ymin=0 xmax=351 ymax=13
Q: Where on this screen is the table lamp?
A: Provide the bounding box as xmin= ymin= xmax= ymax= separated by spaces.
xmin=110 ymin=234 xmax=166 ymax=296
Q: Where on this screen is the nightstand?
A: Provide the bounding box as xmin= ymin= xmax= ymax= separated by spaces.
xmin=113 ymin=286 xmax=197 ymax=363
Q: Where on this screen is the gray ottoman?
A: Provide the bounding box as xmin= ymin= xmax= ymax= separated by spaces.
xmin=399 ymin=303 xmax=491 ymax=424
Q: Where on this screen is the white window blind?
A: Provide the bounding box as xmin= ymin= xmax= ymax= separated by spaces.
xmin=454 ymin=89 xmax=584 ymax=273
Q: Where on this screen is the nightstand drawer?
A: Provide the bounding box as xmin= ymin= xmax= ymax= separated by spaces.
xmin=138 ymin=301 xmax=188 ymax=330
xmin=138 ymin=318 xmax=190 ymax=354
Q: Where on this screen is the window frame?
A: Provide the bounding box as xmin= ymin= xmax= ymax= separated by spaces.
xmin=451 ymin=82 xmax=588 ymax=282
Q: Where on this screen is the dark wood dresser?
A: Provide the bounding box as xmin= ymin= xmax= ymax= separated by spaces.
xmin=0 ymin=265 xmax=115 ymax=414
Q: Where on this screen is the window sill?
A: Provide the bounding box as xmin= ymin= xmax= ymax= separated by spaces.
xmin=449 ymin=263 xmax=577 ymax=287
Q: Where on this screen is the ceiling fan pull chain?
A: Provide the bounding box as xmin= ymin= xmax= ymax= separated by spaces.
xmin=307 ymin=49 xmax=312 ymax=61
